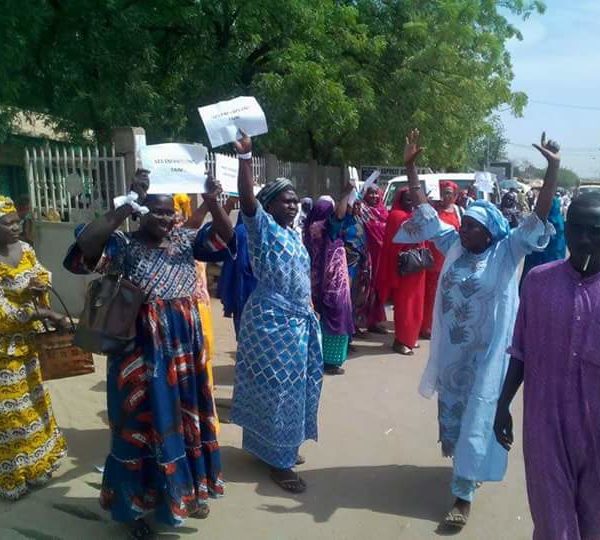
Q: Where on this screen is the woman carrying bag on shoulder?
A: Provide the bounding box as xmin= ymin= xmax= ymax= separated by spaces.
xmin=63 ymin=179 xmax=234 ymax=539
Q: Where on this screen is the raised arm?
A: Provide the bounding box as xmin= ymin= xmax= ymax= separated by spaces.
xmin=202 ymin=178 xmax=234 ymax=244
xmin=532 ymin=132 xmax=561 ymax=220
xmin=234 ymin=133 xmax=257 ymax=217
xmin=76 ymin=205 xmax=135 ymax=262
xmin=224 ymin=196 xmax=239 ymax=216
xmin=336 ymin=183 xmax=355 ymax=220
xmin=404 ymin=129 xmax=428 ymax=206
xmin=186 ymin=201 xmax=209 ymax=229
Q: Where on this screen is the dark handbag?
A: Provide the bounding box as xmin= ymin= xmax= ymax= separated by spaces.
xmin=74 ymin=274 xmax=144 ymax=355
xmin=397 ymin=247 xmax=434 ymax=275
xmin=33 ymin=288 xmax=95 ymax=381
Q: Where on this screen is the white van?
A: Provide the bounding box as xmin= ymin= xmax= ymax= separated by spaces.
xmin=383 ymin=173 xmax=488 ymax=209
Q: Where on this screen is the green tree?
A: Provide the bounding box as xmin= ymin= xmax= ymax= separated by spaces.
xmin=0 ymin=0 xmax=545 ymax=167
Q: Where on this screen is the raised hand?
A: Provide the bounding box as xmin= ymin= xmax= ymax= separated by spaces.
xmin=532 ymin=132 xmax=560 ymax=167
xmin=202 ymin=173 xmax=223 ymax=203
xmin=234 ymin=129 xmax=252 ymax=155
xmin=404 ymin=129 xmax=425 ymax=166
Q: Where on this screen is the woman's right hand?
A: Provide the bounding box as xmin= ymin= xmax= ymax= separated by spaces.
xmin=234 ymin=130 xmax=252 ymax=155
xmin=404 ymin=128 xmax=425 ymax=167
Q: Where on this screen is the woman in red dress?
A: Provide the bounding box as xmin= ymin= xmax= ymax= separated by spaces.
xmin=377 ymin=189 xmax=426 ymax=355
xmin=421 ymin=181 xmax=462 ymax=338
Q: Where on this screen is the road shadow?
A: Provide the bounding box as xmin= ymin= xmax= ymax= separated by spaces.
xmin=89 ymin=380 xmax=107 ymax=392
xmin=220 ymin=445 xmax=453 ymax=525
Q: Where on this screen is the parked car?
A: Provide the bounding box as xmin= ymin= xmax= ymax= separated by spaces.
xmin=383 ymin=173 xmax=490 ymax=209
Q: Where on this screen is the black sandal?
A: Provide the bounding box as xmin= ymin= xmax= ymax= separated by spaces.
xmin=127 ymin=519 xmax=155 ymax=540
xmin=270 ymin=468 xmax=307 ymax=493
xmin=190 ymin=503 xmax=210 ymax=519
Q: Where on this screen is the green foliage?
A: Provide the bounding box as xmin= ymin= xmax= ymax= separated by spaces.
xmin=515 ymin=160 xmax=580 ymax=189
xmin=0 ymin=0 xmax=544 ymax=167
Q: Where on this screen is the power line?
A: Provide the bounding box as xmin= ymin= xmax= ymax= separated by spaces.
xmin=528 ymin=100 xmax=600 ymax=112
xmin=507 ymin=142 xmax=600 ymax=153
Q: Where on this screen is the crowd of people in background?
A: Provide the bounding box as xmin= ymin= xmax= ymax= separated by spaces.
xmin=1 ymin=127 xmax=599 ymax=540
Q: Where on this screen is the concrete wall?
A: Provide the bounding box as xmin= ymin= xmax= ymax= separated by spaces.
xmin=33 ymin=221 xmax=95 ymax=317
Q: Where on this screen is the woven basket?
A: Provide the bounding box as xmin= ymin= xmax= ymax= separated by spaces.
xmin=33 ymin=287 xmax=95 ymax=381
xmin=35 ymin=331 xmax=95 ymax=381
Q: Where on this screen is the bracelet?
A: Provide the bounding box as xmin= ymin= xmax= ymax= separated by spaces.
xmin=237 ymin=151 xmax=252 ymax=160
xmin=409 ymin=185 xmax=421 ymax=191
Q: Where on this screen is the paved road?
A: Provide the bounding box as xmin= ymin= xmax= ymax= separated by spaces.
xmin=0 ymin=301 xmax=533 ymax=539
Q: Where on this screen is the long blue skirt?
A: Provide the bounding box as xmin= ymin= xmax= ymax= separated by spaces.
xmin=100 ymin=298 xmax=223 ymax=526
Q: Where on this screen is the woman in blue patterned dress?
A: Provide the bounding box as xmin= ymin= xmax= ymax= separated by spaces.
xmin=63 ymin=181 xmax=234 ymax=539
xmin=230 ymin=134 xmax=323 ymax=494
xmin=395 ymin=129 xmax=559 ymax=529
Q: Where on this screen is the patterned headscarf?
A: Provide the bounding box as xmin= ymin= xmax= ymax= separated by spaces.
xmin=465 ymin=200 xmax=510 ymax=242
xmin=0 ymin=196 xmax=17 ymax=218
xmin=257 ymin=178 xmax=295 ymax=208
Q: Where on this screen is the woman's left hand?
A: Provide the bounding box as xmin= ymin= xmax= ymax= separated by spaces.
xmin=202 ymin=173 xmax=223 ymax=203
xmin=29 ymin=278 xmax=49 ymax=296
xmin=532 ymin=132 xmax=560 ymax=167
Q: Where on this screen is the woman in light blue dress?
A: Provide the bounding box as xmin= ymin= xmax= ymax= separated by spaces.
xmin=396 ymin=130 xmax=560 ymax=528
xmin=230 ymin=134 xmax=323 ymax=494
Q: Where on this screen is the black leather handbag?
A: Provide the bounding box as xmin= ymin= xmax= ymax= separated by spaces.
xmin=397 ymin=247 xmax=434 ymax=276
xmin=74 ymin=274 xmax=144 ymax=355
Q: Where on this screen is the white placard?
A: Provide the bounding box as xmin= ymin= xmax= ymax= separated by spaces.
xmin=140 ymin=143 xmax=207 ymax=194
xmin=198 ymin=97 xmax=268 ymax=148
xmin=361 ymin=170 xmax=381 ymax=192
xmin=348 ymin=188 xmax=359 ymax=207
xmin=348 ymin=166 xmax=360 ymax=186
xmin=474 ymin=171 xmax=495 ymax=194
xmin=215 ymin=153 xmax=240 ymax=195
xmin=424 ymin=177 xmax=441 ymax=200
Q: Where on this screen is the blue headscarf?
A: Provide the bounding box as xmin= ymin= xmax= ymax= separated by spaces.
xmin=464 ymin=200 xmax=510 ymax=242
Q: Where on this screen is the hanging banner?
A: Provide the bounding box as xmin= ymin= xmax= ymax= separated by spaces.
xmin=140 ymin=143 xmax=207 ymax=194
xmin=215 ymin=153 xmax=240 ymax=195
xmin=198 ymin=96 xmax=268 ymax=148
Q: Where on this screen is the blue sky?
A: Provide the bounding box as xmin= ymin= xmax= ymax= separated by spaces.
xmin=500 ymin=0 xmax=600 ymax=178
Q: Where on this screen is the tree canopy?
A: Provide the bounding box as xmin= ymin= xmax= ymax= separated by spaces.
xmin=514 ymin=160 xmax=580 ymax=189
xmin=1 ymin=0 xmax=545 ymax=167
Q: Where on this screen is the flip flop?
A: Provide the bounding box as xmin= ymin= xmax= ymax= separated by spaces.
xmin=270 ymin=470 xmax=307 ymax=493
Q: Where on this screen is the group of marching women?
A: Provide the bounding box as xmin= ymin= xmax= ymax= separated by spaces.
xmin=3 ymin=125 xmax=596 ymax=540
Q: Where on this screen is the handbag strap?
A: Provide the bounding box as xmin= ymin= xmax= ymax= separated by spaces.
xmin=32 ymin=287 xmax=77 ymax=333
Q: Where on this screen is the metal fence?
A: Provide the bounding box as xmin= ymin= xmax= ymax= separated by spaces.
xmin=25 ymin=144 xmax=127 ymax=223
xmin=26 ymin=142 xmax=406 ymax=222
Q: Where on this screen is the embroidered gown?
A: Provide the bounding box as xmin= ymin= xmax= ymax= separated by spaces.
xmin=394 ymin=204 xmax=552 ymax=491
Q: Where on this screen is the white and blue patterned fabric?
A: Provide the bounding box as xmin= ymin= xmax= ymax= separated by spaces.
xmin=231 ymin=203 xmax=323 ymax=469
xmin=394 ymin=204 xmax=553 ymax=490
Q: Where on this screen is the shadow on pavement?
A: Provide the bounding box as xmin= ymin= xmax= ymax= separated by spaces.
xmin=220 ymin=445 xmax=453 ymax=524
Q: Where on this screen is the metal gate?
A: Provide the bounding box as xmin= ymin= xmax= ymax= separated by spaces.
xmin=25 ymin=144 xmax=127 ymax=223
